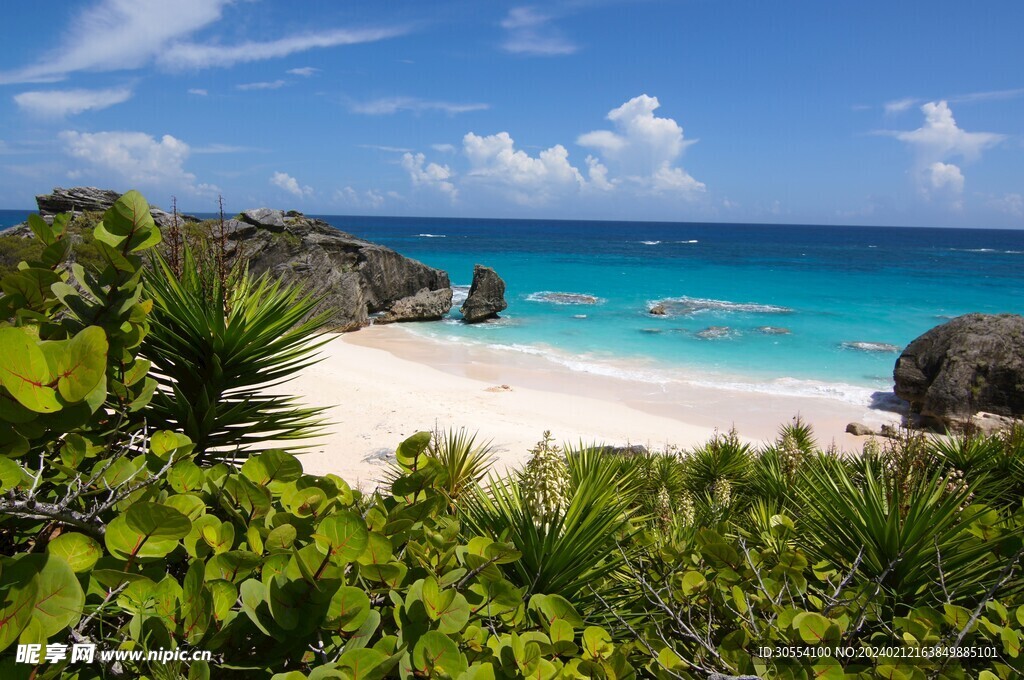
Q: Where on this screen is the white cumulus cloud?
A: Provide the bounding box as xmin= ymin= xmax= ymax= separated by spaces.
xmin=895 ymin=101 xmax=1005 ymax=163
xmin=887 ymin=100 xmax=1005 ymax=204
xmin=59 ymin=129 xmax=215 ymax=195
xmin=14 ymin=87 xmax=132 ymax=117
xmin=270 ymin=172 xmax=313 ymax=198
xmin=287 ymin=67 xmax=320 ymax=77
xmin=401 ymin=152 xmax=457 ymax=199
xmin=578 ymin=94 xmax=705 ymax=197
xmin=462 ymin=131 xmax=584 ymax=205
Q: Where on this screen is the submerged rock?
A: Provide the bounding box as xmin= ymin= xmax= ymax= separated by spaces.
xmin=461 ymin=264 xmax=508 ymax=323
xmin=527 ymin=291 xmax=600 ymax=305
xmin=893 ymin=313 xmax=1024 ymax=429
xmin=756 ymin=326 xmax=792 ymax=335
xmin=696 ymin=326 xmax=732 ymax=339
xmin=649 ymin=303 xmax=667 ymax=315
xmin=842 ymin=341 xmax=901 ymax=353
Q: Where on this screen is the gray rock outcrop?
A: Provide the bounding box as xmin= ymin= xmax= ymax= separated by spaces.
xmin=3 ymin=187 xmax=452 ymax=331
xmin=233 ymin=209 xmax=451 ymax=330
xmin=377 ymin=287 xmax=454 ymax=324
xmin=893 ymin=313 xmax=1024 ymax=428
xmin=34 ymin=186 xmax=199 ymax=230
xmin=460 ymin=264 xmax=507 ymax=323
xmin=649 ymin=304 xmax=667 ymax=316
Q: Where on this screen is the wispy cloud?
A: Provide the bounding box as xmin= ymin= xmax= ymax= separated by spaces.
xmin=358 ymin=144 xmax=414 ymax=153
xmin=160 ymin=26 xmax=408 ymax=70
xmin=500 ymin=6 xmax=577 ymax=56
xmin=192 ymin=143 xmax=260 ymax=154
xmin=236 ymin=80 xmax=286 ymax=91
xmin=287 ymin=66 xmax=320 ymax=77
xmin=949 ymin=87 xmax=1024 ymax=104
xmin=0 ymin=0 xmax=229 ymax=83
xmin=0 ymin=0 xmax=407 ymax=83
xmin=883 ymin=97 xmax=918 ymax=115
xmin=351 ymin=97 xmax=489 ymax=115
xmin=187 ymin=88 xmax=208 ymax=96
xmin=13 ymin=87 xmax=132 ymax=117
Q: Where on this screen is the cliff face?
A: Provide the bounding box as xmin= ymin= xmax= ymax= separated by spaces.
xmin=3 ymin=188 xmax=452 ymax=331
xmin=228 ymin=208 xmax=451 ymax=330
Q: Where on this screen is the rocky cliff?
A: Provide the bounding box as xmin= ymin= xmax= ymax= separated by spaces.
xmin=3 ymin=188 xmax=452 ymax=331
xmin=226 ymin=208 xmax=451 ymax=330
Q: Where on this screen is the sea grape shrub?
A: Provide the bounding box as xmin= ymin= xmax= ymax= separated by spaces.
xmin=1 ymin=435 xmax=633 ymax=679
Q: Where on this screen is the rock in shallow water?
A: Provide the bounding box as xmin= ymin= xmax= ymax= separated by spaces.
xmin=696 ymin=326 xmax=733 ymax=339
xmin=893 ymin=313 xmax=1024 ymax=428
xmin=842 ymin=341 xmax=901 ymax=353
xmin=461 ymin=264 xmax=508 ymax=323
xmin=756 ymin=326 xmax=791 ymax=335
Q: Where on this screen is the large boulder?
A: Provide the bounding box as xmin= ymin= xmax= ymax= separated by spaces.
xmin=893 ymin=313 xmax=1024 ymax=428
xmin=232 ymin=209 xmax=451 ymax=330
xmin=377 ymin=287 xmax=454 ymax=324
xmin=460 ymin=264 xmax=507 ymax=323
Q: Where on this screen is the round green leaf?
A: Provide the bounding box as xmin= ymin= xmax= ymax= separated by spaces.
xmin=0 ymin=557 xmax=40 ymax=652
xmin=126 ymin=502 xmax=192 ymax=540
xmin=26 ymin=554 xmax=86 ymax=638
xmin=413 ymin=631 xmax=467 ymax=677
xmin=54 ymin=326 xmax=108 ymax=402
xmin=314 ymin=512 xmax=368 ymax=564
xmin=47 ymin=532 xmax=102 ymax=573
xmin=328 ymin=586 xmax=371 ymax=632
xmin=0 ymin=328 xmax=61 ymax=413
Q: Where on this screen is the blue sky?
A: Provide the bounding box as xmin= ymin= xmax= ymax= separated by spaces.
xmin=0 ymin=0 xmax=1021 ymax=228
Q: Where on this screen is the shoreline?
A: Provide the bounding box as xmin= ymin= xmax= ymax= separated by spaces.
xmin=288 ymin=324 xmax=903 ymax=488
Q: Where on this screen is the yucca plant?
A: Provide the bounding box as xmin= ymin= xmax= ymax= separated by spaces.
xmin=426 ymin=427 xmax=495 ymax=506
xmin=461 ymin=440 xmax=642 ymax=613
xmin=932 ymin=429 xmax=1024 ymax=505
xmin=681 ymin=427 xmax=754 ymax=504
xmin=797 ymin=456 xmax=999 ymax=606
xmin=142 ymin=248 xmax=330 ymax=462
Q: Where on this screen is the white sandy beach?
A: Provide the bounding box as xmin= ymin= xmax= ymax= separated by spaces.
xmin=288 ymin=325 xmax=902 ymax=488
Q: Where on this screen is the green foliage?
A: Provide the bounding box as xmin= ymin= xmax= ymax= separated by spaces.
xmin=142 ymin=246 xmax=330 ymax=462
xmin=3 ymin=192 xmax=1023 ymax=679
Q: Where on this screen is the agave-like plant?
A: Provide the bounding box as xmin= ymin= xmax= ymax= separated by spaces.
xmin=142 ymin=248 xmax=330 ymax=462
xmin=797 ymin=455 xmax=999 ymax=605
xmin=461 ymin=438 xmax=642 ymax=612
xmin=427 ymin=427 xmax=495 ymax=505
xmin=681 ymin=427 xmax=754 ymax=503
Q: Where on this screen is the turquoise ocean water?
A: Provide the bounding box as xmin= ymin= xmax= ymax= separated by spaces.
xmin=4 ymin=209 xmax=1023 ymax=406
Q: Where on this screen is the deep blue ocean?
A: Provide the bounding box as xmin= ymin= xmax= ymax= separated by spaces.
xmin=4 ymin=209 xmax=1023 ymax=405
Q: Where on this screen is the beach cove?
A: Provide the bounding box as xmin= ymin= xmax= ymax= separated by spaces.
xmin=292 ymin=325 xmax=901 ymax=487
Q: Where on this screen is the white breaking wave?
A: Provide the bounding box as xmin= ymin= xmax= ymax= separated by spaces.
xmin=417 ymin=233 xmax=446 ymax=238
xmin=677 ymin=239 xmax=699 ymax=244
xmin=638 ymin=240 xmax=662 ymax=245
xmin=686 ymin=376 xmax=880 ymax=407
xmin=451 ymin=285 xmax=471 ymax=306
xmin=841 ymin=341 xmax=901 ymax=353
